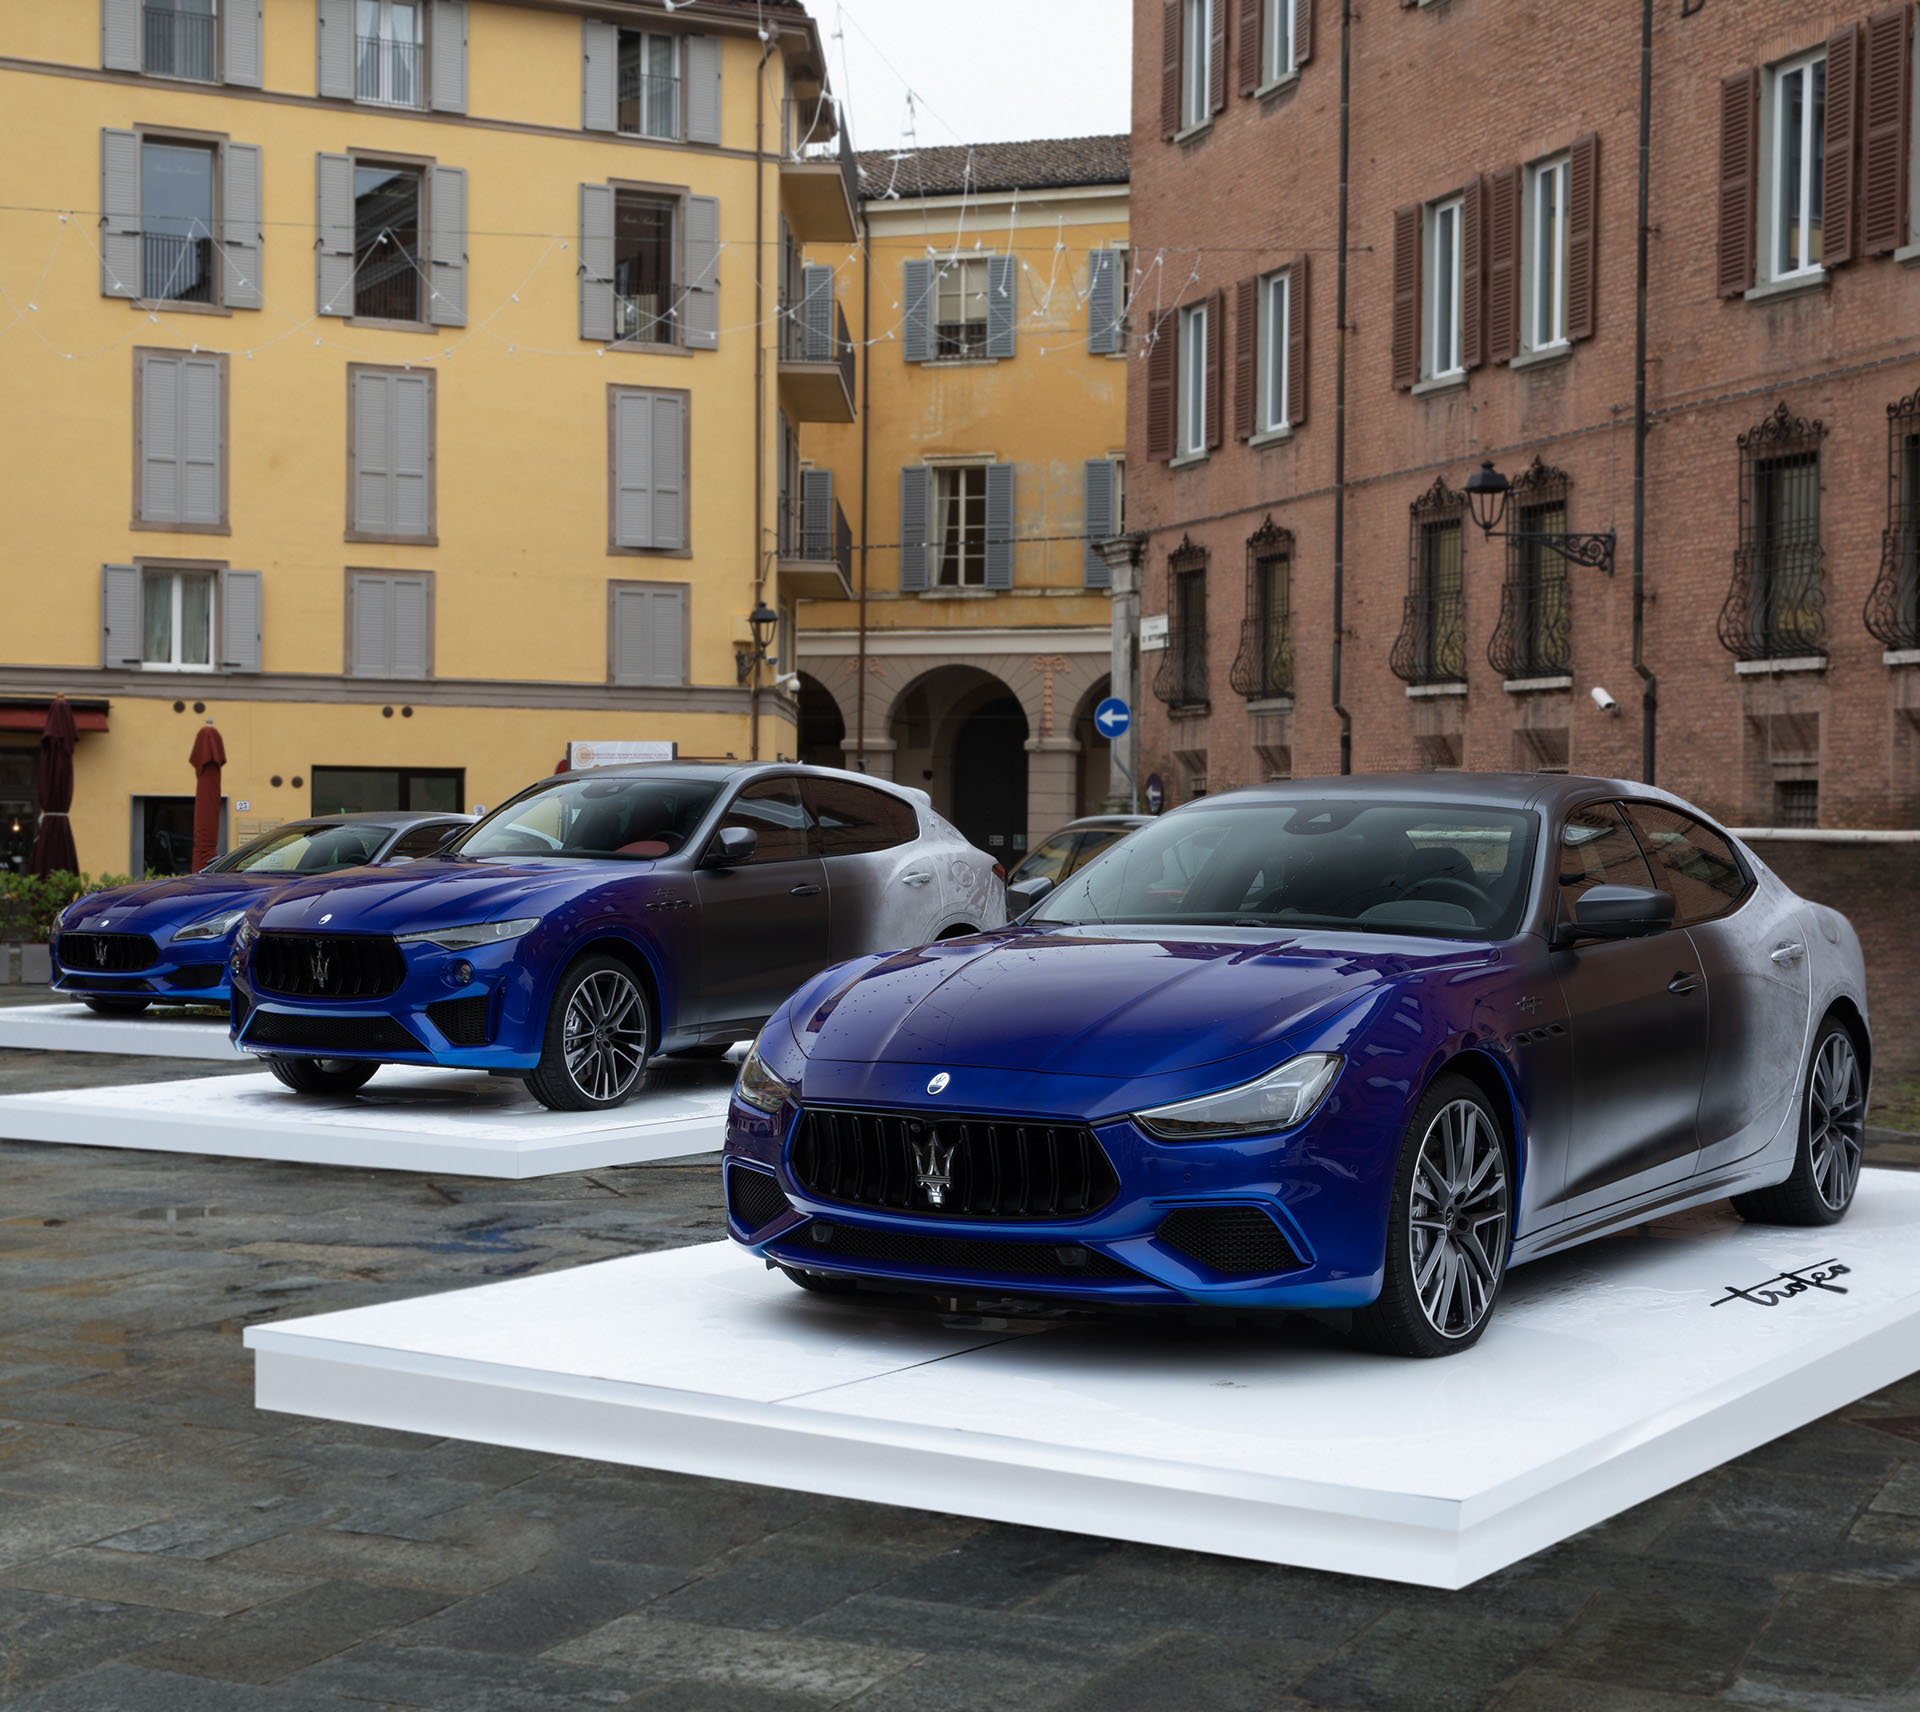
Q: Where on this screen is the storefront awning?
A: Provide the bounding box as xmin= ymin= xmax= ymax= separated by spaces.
xmin=0 ymin=700 xmax=109 ymax=734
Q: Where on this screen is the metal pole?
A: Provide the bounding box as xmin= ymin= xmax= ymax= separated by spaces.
xmin=855 ymin=203 xmax=872 ymax=771
xmin=1632 ymin=0 xmax=1656 ymax=783
xmin=1332 ymin=0 xmax=1353 ymax=775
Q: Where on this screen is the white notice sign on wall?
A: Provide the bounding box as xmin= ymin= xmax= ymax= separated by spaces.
xmin=568 ymin=741 xmax=679 ymax=770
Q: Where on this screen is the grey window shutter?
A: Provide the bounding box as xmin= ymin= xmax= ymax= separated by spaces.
xmin=1087 ymin=250 xmax=1121 ymax=355
xmin=650 ymin=393 xmax=686 ymax=549
xmin=180 ymin=355 xmax=222 ymax=525
xmin=102 ymin=565 xmax=141 ymax=667
xmin=100 ymin=129 xmax=140 ymax=299
xmin=351 ymin=575 xmax=391 ymax=676
xmin=1083 ymin=459 xmax=1114 ymax=587
xmin=102 ymin=0 xmax=141 ymax=71
xmin=222 ymin=143 xmax=263 ymax=311
xmin=902 ymin=258 xmax=932 ymax=363
xmin=612 ymin=586 xmax=645 ymax=683
xmin=686 ymin=35 xmax=723 ymax=144
xmin=579 ymin=182 xmax=615 ymax=341
xmin=139 ymin=353 xmax=220 ymax=526
xmin=614 ymin=391 xmax=653 ymax=547
xmin=647 ymin=587 xmax=685 ymax=683
xmin=986 ymin=254 xmax=1017 ymax=358
xmin=428 ymin=164 xmax=467 ymax=326
xmin=140 ymin=354 xmax=181 ymax=522
xmin=801 ymin=263 xmax=835 ymax=361
xmin=317 ymin=0 xmax=354 ymax=98
xmin=984 ymin=463 xmax=1015 ymax=588
xmin=682 ymin=194 xmax=719 ymax=349
xmin=582 ymin=19 xmax=618 ymax=132
xmin=391 ymin=576 xmax=430 ymax=677
xmin=353 ymin=371 xmax=392 ymax=532
xmin=899 ymin=466 xmax=930 ymax=590
xmin=223 ymin=0 xmax=263 ymax=87
xmin=393 ymin=374 xmax=432 ymax=533
xmin=802 ymin=467 xmax=833 ymax=557
xmin=220 ymin=569 xmax=262 ymax=672
xmin=316 ymin=152 xmax=355 ymax=316
xmin=430 ymin=0 xmax=468 ymax=113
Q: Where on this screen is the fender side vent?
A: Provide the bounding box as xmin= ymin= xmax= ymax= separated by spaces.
xmin=1155 ymin=1206 xmax=1305 ymax=1276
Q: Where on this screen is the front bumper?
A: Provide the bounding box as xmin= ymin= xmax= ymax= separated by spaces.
xmin=50 ymin=939 xmax=232 ymax=1004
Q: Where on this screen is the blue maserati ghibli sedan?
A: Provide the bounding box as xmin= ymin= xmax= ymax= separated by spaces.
xmin=49 ymin=813 xmax=469 ymax=1013
xmin=721 ymin=774 xmax=1871 ymax=1357
xmin=226 ymin=763 xmax=1001 ymax=1107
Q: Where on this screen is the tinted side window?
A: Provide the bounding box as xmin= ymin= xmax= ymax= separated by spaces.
xmin=718 ymin=778 xmax=813 ymax=864
xmin=385 ymin=823 xmax=452 ymax=861
xmin=1623 ymin=802 xmax=1748 ymax=925
xmin=1064 ymin=829 xmax=1126 ymax=878
xmin=1010 ymin=832 xmax=1077 ymax=886
xmin=807 ymin=778 xmax=918 ymax=856
xmin=1558 ymin=802 xmax=1656 ymax=914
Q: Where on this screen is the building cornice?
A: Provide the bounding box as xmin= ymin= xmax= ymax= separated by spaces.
xmin=797 ymin=626 xmax=1110 ymax=658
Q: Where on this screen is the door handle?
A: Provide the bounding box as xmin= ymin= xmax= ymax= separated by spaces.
xmin=901 ymin=872 xmax=933 ymax=887
xmin=789 ymin=884 xmax=821 ymax=897
xmin=1668 ymin=971 xmax=1703 ymax=994
xmin=1770 ymin=942 xmax=1806 ymax=965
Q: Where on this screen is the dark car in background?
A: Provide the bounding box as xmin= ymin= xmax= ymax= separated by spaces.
xmin=1006 ymin=814 xmax=1150 ymax=892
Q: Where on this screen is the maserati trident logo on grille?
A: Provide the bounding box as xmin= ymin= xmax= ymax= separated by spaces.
xmin=308 ymin=944 xmax=332 ymax=987
xmin=93 ymin=941 xmax=109 ymax=966
xmin=911 ymin=1133 xmax=958 ymax=1207
xmin=926 ymin=1072 xmax=950 ymax=1095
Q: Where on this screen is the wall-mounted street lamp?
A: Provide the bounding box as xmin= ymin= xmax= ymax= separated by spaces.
xmin=735 ymin=601 xmax=781 ymax=684
xmin=1463 ymin=460 xmax=1617 ymax=576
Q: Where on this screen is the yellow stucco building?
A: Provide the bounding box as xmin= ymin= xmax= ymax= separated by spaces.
xmin=791 ymin=136 xmax=1130 ymax=863
xmin=1 ymin=0 xmax=853 ymax=876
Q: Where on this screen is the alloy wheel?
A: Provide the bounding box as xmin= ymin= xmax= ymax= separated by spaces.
xmin=1808 ymin=1030 xmax=1865 ymax=1212
xmin=1408 ymin=1098 xmax=1510 ymax=1340
xmin=561 ymin=969 xmax=647 ymax=1103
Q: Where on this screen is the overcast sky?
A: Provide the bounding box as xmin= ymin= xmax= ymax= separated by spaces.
xmin=821 ymin=0 xmax=1134 ymax=155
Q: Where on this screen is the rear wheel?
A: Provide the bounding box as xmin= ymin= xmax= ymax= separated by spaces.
xmin=525 ymin=955 xmax=651 ymax=1111
xmin=1732 ymin=1019 xmax=1865 ymax=1227
xmin=82 ymin=997 xmax=151 ymax=1015
xmin=265 ymin=1056 xmax=378 ymax=1095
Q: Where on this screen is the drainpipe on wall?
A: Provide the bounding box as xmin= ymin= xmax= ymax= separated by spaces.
xmin=1632 ymin=0 xmax=1656 ymax=783
xmin=1331 ymin=0 xmax=1353 ymax=775
xmin=749 ymin=36 xmax=777 ymax=762
xmin=855 ymin=202 xmax=872 ymax=771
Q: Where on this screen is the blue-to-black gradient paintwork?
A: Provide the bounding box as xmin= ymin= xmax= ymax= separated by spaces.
xmin=721 ymin=773 xmax=1870 ymax=1313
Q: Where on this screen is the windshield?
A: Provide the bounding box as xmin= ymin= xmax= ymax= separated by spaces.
xmin=455 ymin=775 xmax=722 ymax=861
xmin=210 ymin=822 xmax=392 ymax=874
xmin=1030 ymin=800 xmax=1539 ymax=939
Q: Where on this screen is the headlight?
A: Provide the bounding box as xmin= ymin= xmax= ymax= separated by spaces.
xmin=734 ymin=1037 xmax=793 ymax=1115
xmin=1134 ymin=1053 xmax=1342 ymax=1141
xmin=173 ymin=906 xmax=249 ymax=942
xmin=234 ymin=919 xmax=258 ymax=951
xmin=394 ymin=917 xmax=539 ymax=952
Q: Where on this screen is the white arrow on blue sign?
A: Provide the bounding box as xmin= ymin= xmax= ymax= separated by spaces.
xmin=1093 ymin=697 xmax=1131 ymax=739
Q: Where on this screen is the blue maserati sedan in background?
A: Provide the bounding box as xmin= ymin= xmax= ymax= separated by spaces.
xmin=50 ymin=812 xmax=469 ymax=1013
xmin=722 ymin=774 xmax=1871 ymax=1357
xmin=226 ymin=763 xmax=1002 ymax=1107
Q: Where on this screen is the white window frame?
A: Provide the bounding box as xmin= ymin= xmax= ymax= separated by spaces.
xmin=1257 ymin=267 xmax=1290 ymax=435
xmin=1177 ymin=299 xmax=1208 ymax=458
xmin=932 ymin=463 xmax=989 ymax=587
xmin=1113 ymin=456 xmax=1126 ymax=533
xmin=1769 ymin=49 xmax=1827 ymax=281
xmin=620 ymin=30 xmax=681 ymax=141
xmin=1181 ymin=0 xmax=1212 ymax=131
xmin=356 ymin=0 xmax=426 ymax=109
xmin=140 ymin=567 xmax=216 ymax=671
xmin=1526 ymin=153 xmax=1570 ymax=352
xmin=1426 ymin=195 xmax=1464 ymax=380
xmin=1263 ymin=0 xmax=1294 ymax=86
xmin=934 ymin=256 xmax=991 ymax=355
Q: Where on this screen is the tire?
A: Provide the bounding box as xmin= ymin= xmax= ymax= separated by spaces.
xmin=1351 ymin=1074 xmax=1513 ymax=1358
xmin=1732 ymin=1018 xmax=1866 ymax=1227
xmin=265 ymin=1056 xmax=378 ymax=1095
xmin=82 ymin=997 xmax=151 ymax=1015
xmin=524 ymin=954 xmax=652 ymax=1111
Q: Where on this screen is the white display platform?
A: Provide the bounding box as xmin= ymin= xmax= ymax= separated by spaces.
xmin=0 ymin=1064 xmax=730 ymax=1178
xmin=246 ymin=1170 xmax=1920 ymax=1586
xmin=0 ymin=1002 xmax=243 ymax=1060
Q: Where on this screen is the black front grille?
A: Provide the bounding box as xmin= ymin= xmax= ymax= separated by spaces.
xmin=167 ymin=964 xmax=224 ymax=990
xmin=57 ymin=932 xmax=159 ymax=973
xmin=253 ymin=933 xmax=405 ymax=1000
xmin=245 ymin=1010 xmax=422 ymax=1053
xmin=790 ymin=1106 xmax=1119 ymax=1220
xmin=790 ymin=1222 xmax=1135 ymax=1280
xmin=426 ymin=994 xmax=492 ymax=1046
xmin=727 ymin=1165 xmax=792 ymax=1232
xmin=1155 ymin=1206 xmax=1305 ymax=1276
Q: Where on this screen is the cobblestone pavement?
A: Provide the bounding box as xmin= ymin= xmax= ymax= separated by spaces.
xmin=0 ymin=1016 xmax=1918 ymax=1708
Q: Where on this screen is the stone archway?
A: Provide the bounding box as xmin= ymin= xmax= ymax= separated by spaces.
xmin=1069 ymin=674 xmax=1114 ymax=817
xmin=794 ymin=673 xmax=847 ymax=770
xmin=888 ymin=664 xmax=1031 ymax=858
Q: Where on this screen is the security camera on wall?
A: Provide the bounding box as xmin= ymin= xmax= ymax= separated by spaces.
xmin=1590 ymin=686 xmax=1619 ymax=715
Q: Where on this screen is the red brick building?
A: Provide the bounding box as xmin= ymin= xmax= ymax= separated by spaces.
xmin=1123 ymin=0 xmax=1920 ymax=829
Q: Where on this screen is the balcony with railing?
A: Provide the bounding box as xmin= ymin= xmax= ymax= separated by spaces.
xmin=144 ymin=5 xmax=217 ymax=80
xmin=141 ymin=232 xmax=215 ymax=305
xmin=357 ymin=33 xmax=424 ymax=106
xmin=778 ymin=292 xmax=855 ymax=423
xmin=780 ymin=96 xmax=859 ymax=242
xmin=776 ymin=488 xmax=853 ymax=600
xmin=1718 ymin=405 xmax=1828 ymax=662
xmin=1865 ymin=388 xmax=1920 ymax=653
xmin=618 ymin=68 xmax=679 ymax=139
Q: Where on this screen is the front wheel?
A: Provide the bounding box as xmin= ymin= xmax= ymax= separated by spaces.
xmin=265 ymin=1056 xmax=378 ymax=1095
xmin=1351 ymin=1076 xmax=1512 ymax=1358
xmin=524 ymin=955 xmax=651 ymax=1111
xmin=1732 ymin=1019 xmax=1866 ymax=1227
xmin=83 ymin=997 xmax=151 ymax=1016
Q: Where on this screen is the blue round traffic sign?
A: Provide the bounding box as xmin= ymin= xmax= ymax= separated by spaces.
xmin=1093 ymin=697 xmax=1131 ymax=740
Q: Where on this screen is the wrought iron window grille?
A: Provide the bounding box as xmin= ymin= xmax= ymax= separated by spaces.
xmin=1153 ymin=536 xmax=1211 ymax=710
xmin=1391 ymin=478 xmax=1469 ymax=687
xmin=1865 ymin=387 xmax=1920 ymax=652
xmin=1718 ymin=402 xmax=1827 ymax=661
xmin=1230 ymin=516 xmax=1294 ymax=699
xmin=1486 ymin=459 xmax=1573 ymax=678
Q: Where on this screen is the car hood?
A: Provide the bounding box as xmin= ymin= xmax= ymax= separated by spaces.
xmin=60 ymin=871 xmax=293 ymax=936
xmin=796 ymin=924 xmax=1497 ymax=1079
xmin=253 ymin=858 xmax=646 ymax=932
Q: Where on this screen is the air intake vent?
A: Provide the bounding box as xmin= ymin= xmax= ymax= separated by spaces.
xmin=253 ymin=933 xmax=405 ymax=1000
xmin=1155 ymin=1206 xmax=1305 ymax=1276
xmin=167 ymin=964 xmax=224 ymax=990
xmin=57 ymin=932 xmax=159 ymax=972
xmin=787 ymin=1223 xmax=1135 ymax=1279
xmin=427 ymin=994 xmax=491 ymax=1046
xmin=726 ymin=1165 xmax=792 ymax=1233
xmin=244 ymin=1011 xmax=421 ymax=1053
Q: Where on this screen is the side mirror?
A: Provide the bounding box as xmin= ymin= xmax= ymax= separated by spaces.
xmin=434 ymin=827 xmax=465 ymax=854
xmin=704 ymin=825 xmax=757 ymax=869
xmin=1555 ymin=884 xmax=1675 ymax=946
xmin=1007 ymin=874 xmax=1054 ymax=916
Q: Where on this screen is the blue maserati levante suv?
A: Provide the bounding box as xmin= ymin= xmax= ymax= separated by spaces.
xmin=722 ymin=774 xmax=1871 ymax=1357
xmin=227 ymin=763 xmax=1002 ymax=1108
xmin=50 ymin=813 xmax=469 ymax=1012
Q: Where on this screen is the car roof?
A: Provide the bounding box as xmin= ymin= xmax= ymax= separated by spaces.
xmin=1184 ymin=771 xmax=1709 ymax=819
xmin=542 ymin=761 xmax=923 ymax=800
xmin=289 ymin=812 xmax=472 ymax=828
xmin=1051 ymin=815 xmax=1152 ymax=832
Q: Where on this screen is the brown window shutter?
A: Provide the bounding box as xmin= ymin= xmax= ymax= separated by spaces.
xmin=1717 ymin=68 xmax=1760 ymax=297
xmin=1460 ymin=176 xmax=1486 ymax=371
xmin=1287 ymin=252 xmax=1310 ymax=427
xmin=1162 ymin=0 xmax=1182 ymax=140
xmin=1147 ymin=316 xmax=1176 ymax=460
xmin=1210 ymin=0 xmax=1229 ymax=114
xmin=1206 ymin=287 xmax=1227 ymax=449
xmin=1235 ymin=275 xmax=1257 ymax=439
xmin=1296 ymin=0 xmax=1313 ymax=66
xmin=1486 ymin=164 xmax=1522 ymax=363
xmin=1391 ymin=203 xmax=1421 ymax=390
xmin=1567 ymin=133 xmax=1600 ymax=340
xmin=1824 ymin=22 xmax=1862 ymax=267
xmin=1863 ymin=6 xmax=1914 ymax=255
xmin=1239 ymin=0 xmax=1261 ymax=95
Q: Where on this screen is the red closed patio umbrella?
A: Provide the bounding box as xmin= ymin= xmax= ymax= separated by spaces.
xmin=190 ymin=720 xmax=226 ymax=871
xmin=28 ymin=696 xmax=78 ymax=877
